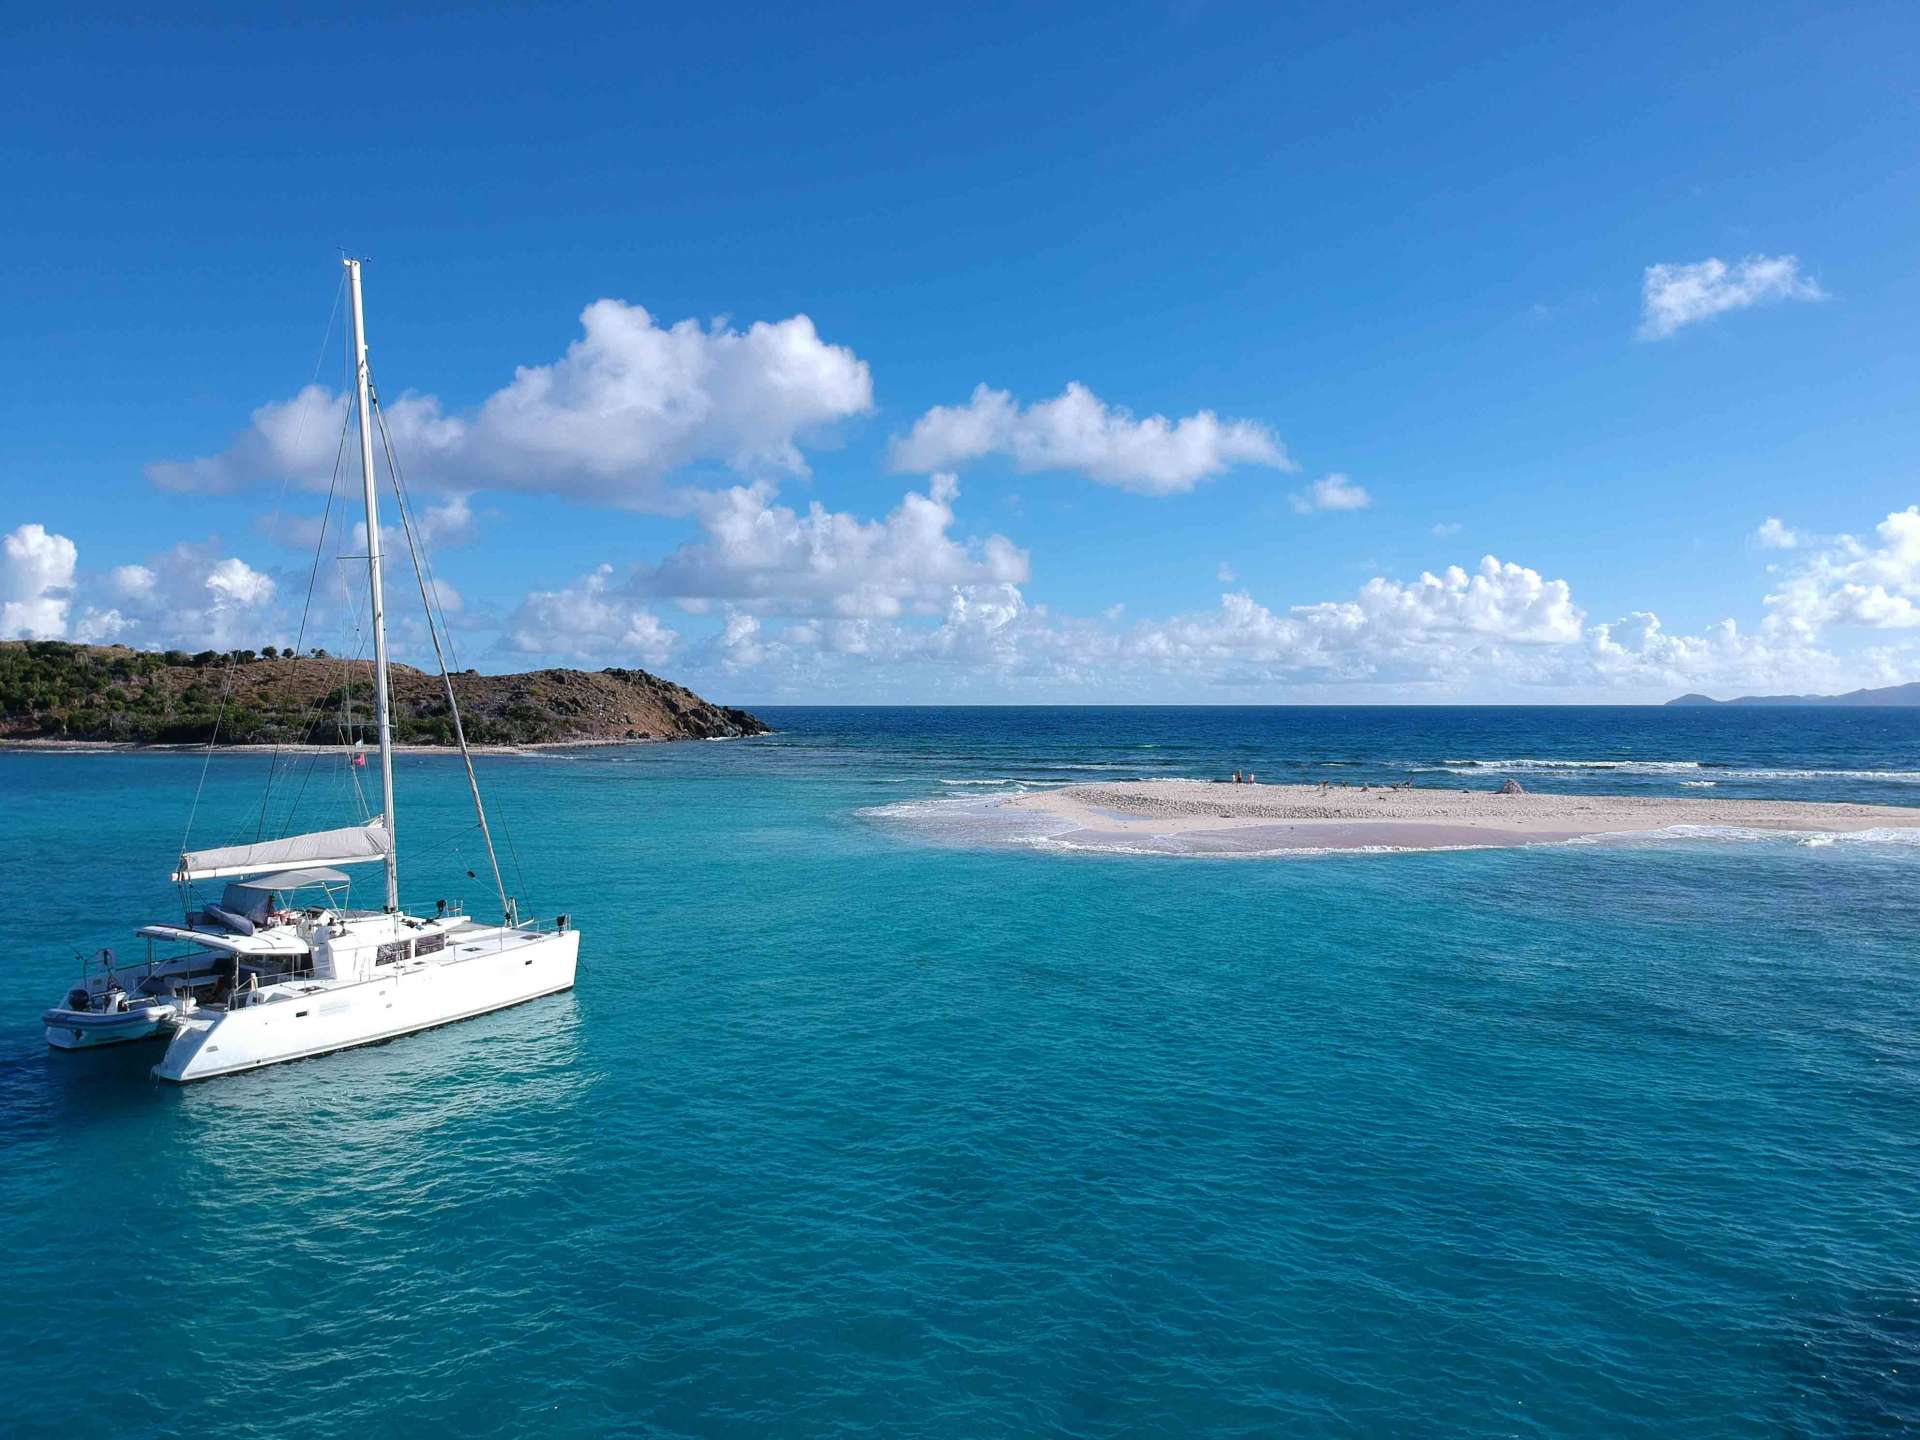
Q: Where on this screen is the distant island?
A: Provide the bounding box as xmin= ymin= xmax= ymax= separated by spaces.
xmin=1666 ymin=681 xmax=1920 ymax=707
xmin=0 ymin=640 xmax=769 ymax=746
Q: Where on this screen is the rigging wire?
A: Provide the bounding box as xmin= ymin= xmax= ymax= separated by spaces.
xmin=371 ymin=390 xmax=517 ymax=921
xmin=264 ymin=311 xmax=379 ymax=845
xmin=252 ymin=396 xmax=354 ymax=839
xmin=277 ymin=606 xmax=371 ymax=839
xmin=182 ymin=267 xmax=347 ymax=870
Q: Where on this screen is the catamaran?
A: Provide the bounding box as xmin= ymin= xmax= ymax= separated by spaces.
xmin=42 ymin=259 xmax=581 ymax=1081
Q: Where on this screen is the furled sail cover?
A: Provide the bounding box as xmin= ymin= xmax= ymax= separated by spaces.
xmin=173 ymin=821 xmax=393 ymax=883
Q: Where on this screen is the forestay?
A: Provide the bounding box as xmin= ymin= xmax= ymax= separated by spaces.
xmin=173 ymin=821 xmax=393 ymax=883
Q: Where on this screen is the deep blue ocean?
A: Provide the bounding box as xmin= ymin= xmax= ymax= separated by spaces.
xmin=2 ymin=707 xmax=1916 ymax=1438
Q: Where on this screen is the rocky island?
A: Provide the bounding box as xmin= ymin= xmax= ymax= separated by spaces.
xmin=1667 ymin=681 xmax=1920 ymax=706
xmin=0 ymin=640 xmax=769 ymax=747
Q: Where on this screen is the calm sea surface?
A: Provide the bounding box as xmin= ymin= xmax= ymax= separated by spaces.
xmin=2 ymin=707 xmax=1916 ymax=1438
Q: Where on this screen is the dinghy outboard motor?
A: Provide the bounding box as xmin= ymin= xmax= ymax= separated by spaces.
xmin=65 ymin=986 xmax=90 ymax=1013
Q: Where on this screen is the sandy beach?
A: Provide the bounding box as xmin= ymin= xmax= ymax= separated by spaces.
xmin=0 ymin=737 xmax=682 ymax=756
xmin=1003 ymin=780 xmax=1920 ymax=853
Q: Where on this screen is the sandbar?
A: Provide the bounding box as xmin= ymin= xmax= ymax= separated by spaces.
xmin=1003 ymin=781 xmax=1920 ymax=854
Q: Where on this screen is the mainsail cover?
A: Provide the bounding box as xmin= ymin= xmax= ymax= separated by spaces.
xmin=174 ymin=821 xmax=392 ymax=883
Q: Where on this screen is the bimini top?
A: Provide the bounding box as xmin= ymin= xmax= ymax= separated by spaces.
xmin=230 ymin=867 xmax=352 ymax=891
xmin=173 ymin=821 xmax=392 ymax=883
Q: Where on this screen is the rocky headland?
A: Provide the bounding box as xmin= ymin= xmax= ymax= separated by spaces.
xmin=0 ymin=641 xmax=770 ymax=747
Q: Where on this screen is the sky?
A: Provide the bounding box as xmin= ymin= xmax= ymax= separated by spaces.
xmin=3 ymin=2 xmax=1918 ymax=703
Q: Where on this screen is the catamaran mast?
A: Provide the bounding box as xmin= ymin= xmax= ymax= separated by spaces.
xmin=346 ymin=257 xmax=400 ymax=912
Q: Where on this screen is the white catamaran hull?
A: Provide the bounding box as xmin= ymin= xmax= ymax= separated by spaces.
xmin=153 ymin=927 xmax=578 ymax=1083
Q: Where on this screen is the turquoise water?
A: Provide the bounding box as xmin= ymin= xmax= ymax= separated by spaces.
xmin=2 ymin=708 xmax=1916 ymax=1437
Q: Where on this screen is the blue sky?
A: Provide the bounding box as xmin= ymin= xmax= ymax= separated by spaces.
xmin=3 ymin=2 xmax=1917 ymax=701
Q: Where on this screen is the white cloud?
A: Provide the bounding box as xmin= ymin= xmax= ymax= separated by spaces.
xmin=110 ymin=564 xmax=158 ymax=600
xmin=149 ymin=302 xmax=875 ymax=512
xmin=421 ymin=493 xmax=478 ymax=548
xmin=1 ymin=523 xmax=78 ymax=639
xmin=663 ymin=517 xmax=1915 ymax=701
xmin=268 ymin=490 xmax=481 ymax=563
xmin=1107 ymin=557 xmax=1583 ymax=688
xmin=2 ymin=525 xmax=283 ymax=652
xmin=504 ymin=565 xmax=678 ymax=666
xmin=1754 ymin=516 xmax=1800 ymax=550
xmin=1297 ymin=557 xmax=1583 ymax=646
xmin=661 ymin=553 xmax=1605 ymax=698
xmin=638 ymin=474 xmax=1027 ymax=620
xmin=1290 ymin=472 xmax=1371 ymax=514
xmin=1581 ymin=610 xmax=1861 ymax=695
xmin=889 ymin=381 xmax=1292 ymax=495
xmin=1763 ymin=506 xmax=1920 ymax=635
xmin=717 ymin=608 xmax=763 ymax=669
xmin=121 ymin=544 xmax=279 ymax=650
xmin=147 ymin=385 xmax=349 ymax=496
xmin=73 ymin=607 xmax=132 ymax=643
xmin=1638 ymin=255 xmax=1826 ymax=340
xmin=206 ymin=556 xmax=274 ymax=609
xmin=1216 ymin=562 xmax=1237 ymax=583
xmin=1431 ymin=521 xmax=1462 ymax=537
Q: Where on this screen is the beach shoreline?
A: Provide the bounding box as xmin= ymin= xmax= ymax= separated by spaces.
xmin=1002 ymin=780 xmax=1920 ymax=853
xmin=0 ymin=736 xmax=719 ymax=757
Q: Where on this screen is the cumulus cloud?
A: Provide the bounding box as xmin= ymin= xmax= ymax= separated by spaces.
xmin=1763 ymin=506 xmax=1920 ymax=635
xmin=889 ymin=382 xmax=1292 ymax=495
xmin=115 ymin=544 xmax=279 ymax=650
xmin=2 ymin=523 xmax=286 ymax=651
xmin=504 ymin=565 xmax=678 ymax=666
xmin=1638 ymin=255 xmax=1826 ymax=340
xmin=1105 ymin=557 xmax=1584 ymax=689
xmin=147 ymin=385 xmax=349 ymax=496
xmin=716 ymin=608 xmax=764 ymax=669
xmin=269 ymin=490 xmax=482 ymax=562
xmin=149 ymin=302 xmax=875 ymax=512
xmin=630 ymin=512 xmax=1915 ymax=701
xmin=2 ymin=523 xmax=79 ymax=639
xmin=1297 ymin=558 xmax=1582 ymax=645
xmin=1581 ymin=611 xmax=1860 ymax=695
xmin=419 ymin=493 xmax=478 ymax=548
xmin=1754 ymin=516 xmax=1800 ymax=550
xmin=637 ymin=474 xmax=1027 ymax=619
xmin=1290 ymin=473 xmax=1371 ymax=514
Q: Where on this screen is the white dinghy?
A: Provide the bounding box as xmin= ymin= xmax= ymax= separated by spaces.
xmin=47 ymin=260 xmax=581 ymax=1082
xmin=44 ymin=948 xmax=186 ymax=1050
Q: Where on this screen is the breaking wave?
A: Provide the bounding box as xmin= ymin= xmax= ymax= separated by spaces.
xmin=1440 ymin=758 xmax=1713 ymax=774
xmin=1661 ymin=824 xmax=1920 ymax=847
xmin=1440 ymin=759 xmax=1920 ymax=782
